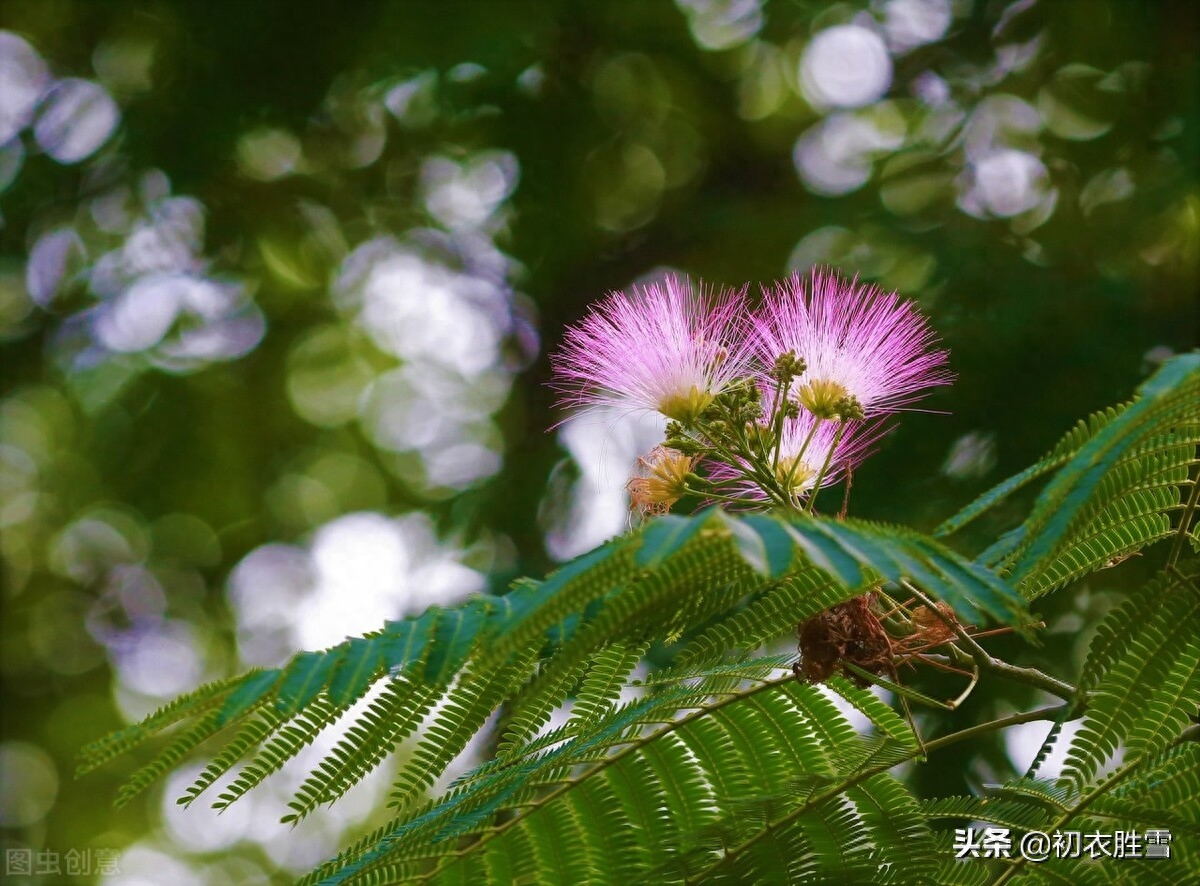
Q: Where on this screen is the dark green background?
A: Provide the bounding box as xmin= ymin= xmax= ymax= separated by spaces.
xmin=1 ymin=1 xmax=1197 ymax=882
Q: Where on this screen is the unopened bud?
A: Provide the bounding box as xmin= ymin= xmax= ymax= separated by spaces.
xmin=664 ymin=436 xmax=704 ymax=455
xmin=770 ymin=350 xmax=806 ymax=383
xmin=834 ymin=395 xmax=865 ymax=422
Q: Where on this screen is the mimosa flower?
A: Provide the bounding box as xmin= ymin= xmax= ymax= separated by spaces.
xmin=755 ymin=269 xmax=952 ymax=418
xmin=710 ymin=408 xmax=881 ymax=507
xmin=772 ymin=412 xmax=870 ymax=497
xmin=550 ymin=276 xmax=753 ymax=425
xmin=627 ymin=446 xmax=697 ymax=517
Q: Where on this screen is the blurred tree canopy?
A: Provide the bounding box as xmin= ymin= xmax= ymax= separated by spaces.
xmin=1 ymin=0 xmax=1197 ymax=882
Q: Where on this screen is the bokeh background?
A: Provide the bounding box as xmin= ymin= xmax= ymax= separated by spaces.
xmin=1 ymin=0 xmax=1197 ymax=882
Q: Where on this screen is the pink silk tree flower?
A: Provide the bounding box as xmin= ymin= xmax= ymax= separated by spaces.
xmin=755 ymin=269 xmax=952 ymax=419
xmin=711 ymin=408 xmax=881 ymax=507
xmin=551 ymin=276 xmax=753 ymax=425
xmin=627 ymin=446 xmax=698 ymax=517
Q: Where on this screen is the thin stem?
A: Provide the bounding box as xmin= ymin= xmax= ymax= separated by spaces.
xmin=804 ymin=420 xmax=846 ymax=515
xmin=902 ymin=581 xmax=1077 ymax=701
xmin=791 ymin=418 xmax=821 ymax=471
xmin=769 ymin=377 xmax=787 ymax=471
xmin=684 ymin=485 xmax=751 ymax=506
xmin=1167 ymin=462 xmax=1200 ymax=569
xmin=692 ymin=422 xmax=789 ymax=508
xmin=840 ymin=661 xmax=958 ymax=712
xmin=923 ymin=703 xmax=1067 ymax=753
xmin=907 ymin=654 xmax=977 ymax=678
xmin=780 ymin=417 xmax=822 ymax=504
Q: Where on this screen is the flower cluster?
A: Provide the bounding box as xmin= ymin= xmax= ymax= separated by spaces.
xmin=550 ymin=270 xmax=951 ymax=516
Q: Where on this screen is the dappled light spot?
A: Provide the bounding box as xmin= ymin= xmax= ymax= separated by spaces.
xmin=237 ymin=127 xmax=302 ymax=181
xmin=112 ymin=194 xmax=206 ymax=282
xmin=0 ymin=741 xmax=58 ymax=827
xmin=962 ymin=94 xmax=1041 ymax=163
xmin=340 ymin=243 xmax=508 ymax=376
xmin=0 ymin=31 xmax=50 ymax=144
xmin=958 ymin=148 xmax=1051 ymax=219
xmin=156 ymin=304 xmax=265 ymax=366
xmin=0 ymin=264 xmax=33 ymax=336
xmin=27 ymin=227 xmax=87 ymax=306
xmin=0 ymin=137 xmax=23 ymax=190
xmin=543 ymin=406 xmax=667 ymax=561
xmin=425 ymin=440 xmax=503 ymax=489
xmin=0 ymin=443 xmax=38 ymax=528
xmin=87 ymin=564 xmax=168 ymax=643
xmin=592 ymin=53 xmax=672 ymax=131
xmin=228 ymin=512 xmax=484 ymax=663
xmin=911 ymin=70 xmax=951 ymax=106
xmin=736 ymin=40 xmax=789 ymax=121
xmin=800 ymin=24 xmax=893 ymax=110
xmin=357 ymin=363 xmax=506 ymax=490
xmin=447 ymin=61 xmax=487 ymax=83
xmin=33 ymin=77 xmax=119 ymax=164
xmin=92 ymin=273 xmax=192 ymax=352
xmin=111 ymin=619 xmax=205 ymax=698
xmin=323 ymin=233 xmax=519 ymax=492
xmin=1079 ymin=166 xmax=1134 ymax=218
xmin=516 ymin=63 xmax=545 ymax=96
xmin=794 ymin=104 xmax=905 ymax=196
xmin=942 ymin=431 xmax=997 ymax=480
xmin=787 ymin=224 xmax=938 ymax=294
xmin=107 ymin=846 xmax=204 ymax=886
xmin=384 ymin=70 xmax=438 ymax=125
xmin=49 ymin=510 xmax=147 ymax=584
xmin=227 ymin=544 xmax=315 ymax=667
xmin=880 ymin=160 xmax=957 ymax=216
xmin=589 ymin=141 xmax=667 ymax=231
xmin=883 ymin=0 xmax=952 ymax=54
xmin=421 ymin=151 xmax=519 ymax=232
xmin=92 ymin=273 xmax=259 ymax=365
xmin=285 ymin=324 xmax=376 ymax=428
xmin=1037 ymin=63 xmax=1116 ymax=141
xmin=787 ymin=226 xmax=856 ymax=274
xmin=266 ymin=451 xmax=388 ymax=532
xmin=676 ymin=0 xmax=765 ymax=52
xmin=162 ymin=767 xmax=253 ymax=852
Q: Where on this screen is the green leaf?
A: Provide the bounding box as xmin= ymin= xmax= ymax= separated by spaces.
xmin=635 ymin=511 xmax=717 ymax=567
xmin=1010 ymin=353 xmax=1200 ymax=590
xmin=278 ymin=650 xmax=342 ymax=716
xmin=328 ymin=636 xmax=385 ymax=707
xmin=216 ymin=668 xmax=281 ymax=727
xmin=423 ymin=598 xmax=490 ymax=683
xmin=782 ymin=518 xmax=870 ymax=588
xmin=725 ymin=512 xmax=796 ymax=578
xmin=1062 ymin=563 xmax=1200 ymax=791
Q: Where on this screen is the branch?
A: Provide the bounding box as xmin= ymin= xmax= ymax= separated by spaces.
xmin=902 ymin=581 xmax=1076 ymax=701
xmin=1168 ymin=472 xmax=1200 ymax=569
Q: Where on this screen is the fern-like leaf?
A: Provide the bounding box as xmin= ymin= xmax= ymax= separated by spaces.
xmin=1061 ymin=563 xmax=1200 ymax=791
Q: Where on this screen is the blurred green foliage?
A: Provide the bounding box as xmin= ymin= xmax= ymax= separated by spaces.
xmin=0 ymin=0 xmax=1196 ymax=882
